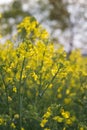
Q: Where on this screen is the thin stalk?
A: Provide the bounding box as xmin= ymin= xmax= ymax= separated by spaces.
xmin=40 ymin=67 xmax=59 ymax=97
xmin=38 ymin=51 xmax=45 ymax=94
xmin=18 ymin=57 xmax=25 ymax=130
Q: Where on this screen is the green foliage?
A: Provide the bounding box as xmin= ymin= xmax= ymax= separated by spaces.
xmin=0 ymin=16 xmax=87 ymax=130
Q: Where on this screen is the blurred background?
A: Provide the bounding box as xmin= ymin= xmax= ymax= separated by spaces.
xmin=0 ymin=0 xmax=87 ymax=54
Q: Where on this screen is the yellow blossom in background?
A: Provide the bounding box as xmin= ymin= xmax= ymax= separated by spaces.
xmin=59 ymin=72 xmax=67 ymax=78
xmin=65 ymin=119 xmax=72 ymax=125
xmin=40 ymin=119 xmax=48 ymax=127
xmin=8 ymin=96 xmax=12 ymax=102
xmin=48 ymin=84 xmax=53 ymax=89
xmin=14 ymin=114 xmax=19 ymax=119
xmin=51 ymin=67 xmax=58 ymax=76
xmin=10 ymin=62 xmax=15 ymax=69
xmin=66 ymin=89 xmax=70 ymax=95
xmin=26 ymin=65 xmax=30 ymax=69
xmin=13 ymin=87 xmax=17 ymax=93
xmin=63 ymin=127 xmax=66 ymax=130
xmin=57 ymin=93 xmax=62 ymax=98
xmin=0 ymin=13 xmax=2 ymax=18
xmin=40 ymin=29 xmax=49 ymax=39
xmin=21 ymin=127 xmax=25 ymax=130
xmin=43 ymin=111 xmax=51 ymax=118
xmin=47 ymin=107 xmax=51 ymax=112
xmin=0 ymin=117 xmax=4 ymax=125
xmin=22 ymin=74 xmax=26 ymax=79
xmin=31 ymin=72 xmax=38 ymax=81
xmin=44 ymin=128 xmax=50 ymax=130
xmin=79 ymin=127 xmax=84 ymax=130
xmin=10 ymin=122 xmax=16 ymax=128
xmin=71 ymin=116 xmax=76 ymax=122
xmin=69 ymin=93 xmax=76 ymax=97
xmin=0 ymin=34 xmax=2 ymax=38
xmin=57 ymin=87 xmax=62 ymax=93
xmin=61 ymin=111 xmax=70 ymax=119
xmin=6 ymin=68 xmax=11 ymax=73
xmin=64 ymin=98 xmax=71 ymax=104
xmin=67 ymin=67 xmax=73 ymax=73
xmin=53 ymin=116 xmax=63 ymax=123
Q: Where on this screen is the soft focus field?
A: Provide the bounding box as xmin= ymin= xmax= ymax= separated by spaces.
xmin=0 ymin=17 xmax=87 ymax=130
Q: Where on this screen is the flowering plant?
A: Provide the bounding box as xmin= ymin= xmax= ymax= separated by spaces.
xmin=0 ymin=16 xmax=87 ymax=130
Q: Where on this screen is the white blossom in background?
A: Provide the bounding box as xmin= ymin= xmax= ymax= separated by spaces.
xmin=0 ymin=0 xmax=12 ymax=4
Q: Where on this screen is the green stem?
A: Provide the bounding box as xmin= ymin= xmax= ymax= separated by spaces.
xmin=18 ymin=57 xmax=25 ymax=130
xmin=40 ymin=67 xmax=59 ymax=97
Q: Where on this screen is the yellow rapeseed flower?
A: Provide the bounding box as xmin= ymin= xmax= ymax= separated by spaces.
xmin=14 ymin=114 xmax=19 ymax=119
xmin=66 ymin=89 xmax=70 ymax=95
xmin=31 ymin=72 xmax=38 ymax=81
xmin=21 ymin=127 xmax=25 ymax=130
xmin=47 ymin=107 xmax=51 ymax=112
xmin=61 ymin=111 xmax=70 ymax=119
xmin=40 ymin=30 xmax=49 ymax=39
xmin=71 ymin=116 xmax=76 ymax=122
xmin=53 ymin=116 xmax=63 ymax=123
xmin=51 ymin=68 xmax=58 ymax=76
xmin=64 ymin=98 xmax=71 ymax=104
xmin=6 ymin=68 xmax=11 ymax=73
xmin=43 ymin=111 xmax=51 ymax=118
xmin=44 ymin=128 xmax=50 ymax=130
xmin=10 ymin=122 xmax=16 ymax=128
xmin=40 ymin=119 xmax=48 ymax=127
xmin=8 ymin=96 xmax=12 ymax=102
xmin=0 ymin=13 xmax=2 ymax=18
xmin=80 ymin=127 xmax=84 ymax=130
xmin=57 ymin=94 xmax=62 ymax=98
xmin=13 ymin=87 xmax=17 ymax=93
xmin=48 ymin=84 xmax=53 ymax=89
xmin=0 ymin=117 xmax=4 ymax=125
xmin=65 ymin=119 xmax=72 ymax=125
xmin=0 ymin=34 xmax=2 ymax=38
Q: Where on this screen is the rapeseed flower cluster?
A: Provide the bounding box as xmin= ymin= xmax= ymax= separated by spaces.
xmin=17 ymin=16 xmax=49 ymax=41
xmin=40 ymin=108 xmax=51 ymax=128
xmin=0 ymin=16 xmax=87 ymax=130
